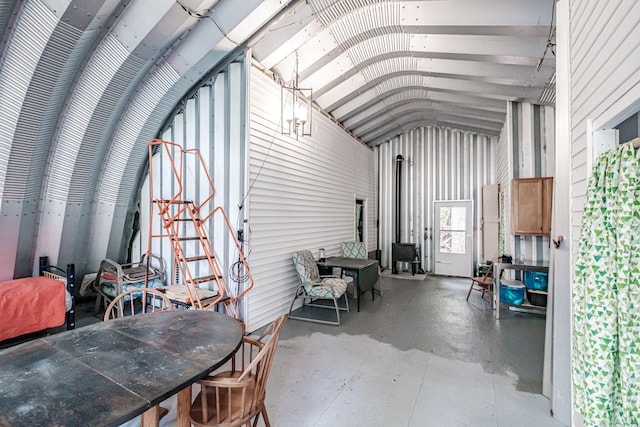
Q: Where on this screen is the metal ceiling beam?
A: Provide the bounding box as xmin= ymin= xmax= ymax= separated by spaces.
xmin=368 ymin=120 xmax=501 ymax=146
xmin=249 ymin=0 xmax=555 ymax=144
xmin=335 ymin=86 xmax=507 ymax=122
xmin=358 ymin=109 xmax=503 ymax=141
xmin=321 ymin=71 xmax=546 ymax=112
xmin=311 ymin=57 xmax=551 ymax=99
xmin=348 ymin=99 xmax=505 ymax=134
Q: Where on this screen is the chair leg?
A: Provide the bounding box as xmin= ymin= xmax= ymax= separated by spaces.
xmin=253 ymin=404 xmax=270 ymax=427
xmin=287 ymin=291 xmax=301 ymax=318
xmin=465 ymin=281 xmax=474 ymax=301
xmin=488 ymin=282 xmax=494 ymax=309
xmin=288 ymin=293 xmax=343 ymax=326
xmin=333 ymin=296 xmax=341 ymax=326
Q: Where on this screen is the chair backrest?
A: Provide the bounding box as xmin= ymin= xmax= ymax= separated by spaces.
xmin=341 ymin=241 xmax=367 ymax=259
xmin=193 ymin=315 xmax=287 ymax=425
xmin=238 ymin=315 xmax=286 ymax=403
xmin=481 ymin=263 xmax=493 ymax=279
xmin=292 ymin=250 xmax=320 ymax=289
xmin=103 ymin=288 xmax=173 ymax=321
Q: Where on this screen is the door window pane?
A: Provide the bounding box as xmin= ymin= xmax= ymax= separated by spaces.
xmin=440 ymin=207 xmax=466 ymax=230
xmin=440 ymin=231 xmax=466 ymax=254
xmin=439 ymin=206 xmax=466 ymax=254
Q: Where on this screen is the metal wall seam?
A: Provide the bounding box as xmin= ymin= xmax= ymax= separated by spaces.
xmin=379 ymin=126 xmax=497 ymax=272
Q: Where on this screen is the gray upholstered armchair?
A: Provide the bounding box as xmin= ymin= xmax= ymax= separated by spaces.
xmin=289 ymin=250 xmax=349 ymax=326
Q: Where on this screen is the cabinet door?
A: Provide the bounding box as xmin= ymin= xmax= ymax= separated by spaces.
xmin=482 ymin=184 xmax=500 ymax=260
xmin=541 ymin=177 xmax=553 ymax=234
xmin=511 ymin=177 xmax=553 ymax=236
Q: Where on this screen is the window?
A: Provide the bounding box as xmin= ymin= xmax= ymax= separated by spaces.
xmin=439 ymin=206 xmax=466 ymax=254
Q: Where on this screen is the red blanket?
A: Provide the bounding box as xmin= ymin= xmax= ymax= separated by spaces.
xmin=0 ymin=276 xmax=66 ymax=342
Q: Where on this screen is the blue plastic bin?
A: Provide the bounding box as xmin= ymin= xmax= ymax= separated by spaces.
xmin=500 ymin=280 xmax=525 ymax=305
xmin=524 ymin=271 xmax=548 ymax=292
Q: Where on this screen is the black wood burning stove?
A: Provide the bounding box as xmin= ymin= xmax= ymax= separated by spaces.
xmin=391 ymin=154 xmax=421 ymax=275
xmin=392 ymin=242 xmax=419 ymax=274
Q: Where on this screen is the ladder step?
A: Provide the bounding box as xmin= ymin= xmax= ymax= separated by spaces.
xmin=182 ymin=255 xmax=211 ymax=263
xmin=175 ymin=236 xmax=207 ymax=242
xmin=155 ymin=199 xmax=193 ymax=204
xmin=192 ymin=275 xmax=221 ymax=284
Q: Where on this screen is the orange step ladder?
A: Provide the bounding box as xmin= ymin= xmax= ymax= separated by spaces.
xmin=147 ymin=139 xmax=253 ymax=320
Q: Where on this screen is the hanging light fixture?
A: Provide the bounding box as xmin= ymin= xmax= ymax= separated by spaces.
xmin=281 ymin=52 xmax=312 ymax=138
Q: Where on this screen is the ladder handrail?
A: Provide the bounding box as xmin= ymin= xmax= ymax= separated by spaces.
xmin=147 ymin=138 xmax=254 ymax=322
xmin=149 ymin=138 xmax=217 ymax=216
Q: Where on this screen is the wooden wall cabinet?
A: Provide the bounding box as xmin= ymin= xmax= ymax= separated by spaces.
xmin=511 ymin=177 xmax=553 ymax=236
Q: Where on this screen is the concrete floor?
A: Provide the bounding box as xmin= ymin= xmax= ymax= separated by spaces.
xmin=262 ymin=274 xmax=565 ymax=427
xmin=0 ymin=272 xmax=567 ymax=426
xmin=115 ymin=273 xmax=566 ymax=427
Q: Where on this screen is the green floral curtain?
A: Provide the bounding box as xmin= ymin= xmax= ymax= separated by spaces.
xmin=573 ymin=140 xmax=640 ymax=426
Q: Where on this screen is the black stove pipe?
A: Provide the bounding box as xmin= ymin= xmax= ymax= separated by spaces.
xmin=395 ymin=154 xmax=404 ymax=243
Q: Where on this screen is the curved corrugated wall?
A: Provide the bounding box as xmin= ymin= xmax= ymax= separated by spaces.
xmin=377 ymin=127 xmax=497 ymax=272
xmin=0 ymin=0 xmax=286 ymax=280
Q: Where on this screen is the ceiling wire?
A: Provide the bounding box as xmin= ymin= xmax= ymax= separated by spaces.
xmin=536 ymin=0 xmax=557 ymax=71
xmin=175 ymin=0 xmax=240 ymax=46
xmin=175 ymin=0 xmax=212 ymax=18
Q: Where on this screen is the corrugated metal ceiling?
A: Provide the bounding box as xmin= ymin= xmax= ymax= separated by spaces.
xmin=251 ymin=0 xmax=556 ymax=145
xmin=0 ymin=0 xmax=555 ymax=275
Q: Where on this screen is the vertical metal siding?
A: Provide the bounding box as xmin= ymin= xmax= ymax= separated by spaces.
xmin=139 ymin=61 xmax=247 ymax=295
xmin=497 ymin=101 xmax=555 ymax=266
xmin=496 ymin=115 xmax=511 ymax=256
xmin=378 ymin=127 xmax=497 ymax=272
xmin=245 ymin=65 xmax=376 ymax=331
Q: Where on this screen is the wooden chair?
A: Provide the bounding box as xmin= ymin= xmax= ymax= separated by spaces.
xmin=103 ymin=287 xmax=173 ymax=321
xmin=189 ymin=315 xmax=287 ymax=427
xmin=466 ymin=263 xmax=495 ymax=303
xmin=103 ymin=287 xmax=174 ymax=424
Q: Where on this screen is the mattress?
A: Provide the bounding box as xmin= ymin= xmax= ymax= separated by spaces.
xmin=0 ymin=276 xmax=66 ymax=341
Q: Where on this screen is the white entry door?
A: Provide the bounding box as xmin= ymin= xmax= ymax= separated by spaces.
xmin=433 ymin=200 xmax=473 ymax=277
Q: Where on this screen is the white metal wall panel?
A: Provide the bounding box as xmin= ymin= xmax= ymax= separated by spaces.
xmin=245 ymin=65 xmax=376 ymax=331
xmin=377 ymin=126 xmax=497 ymax=273
xmin=496 ymin=115 xmax=511 ymax=256
xmin=569 ymin=0 xmax=640 ymax=258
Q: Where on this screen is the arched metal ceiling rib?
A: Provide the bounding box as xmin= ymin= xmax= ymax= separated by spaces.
xmin=251 ymin=0 xmax=556 ymax=143
xmin=86 ymin=0 xmax=288 ymax=265
xmin=323 ymin=71 xmax=546 ymax=111
xmin=0 ymin=0 xmax=556 ymax=272
xmin=349 ymin=99 xmax=505 ymax=135
xmin=359 ymin=108 xmax=504 ymax=140
xmin=7 ymin=0 xmax=289 ymax=267
xmin=337 ymin=87 xmax=507 ymax=123
xmin=311 ymin=57 xmax=550 ymax=100
xmin=369 ymin=119 xmax=496 ymax=147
